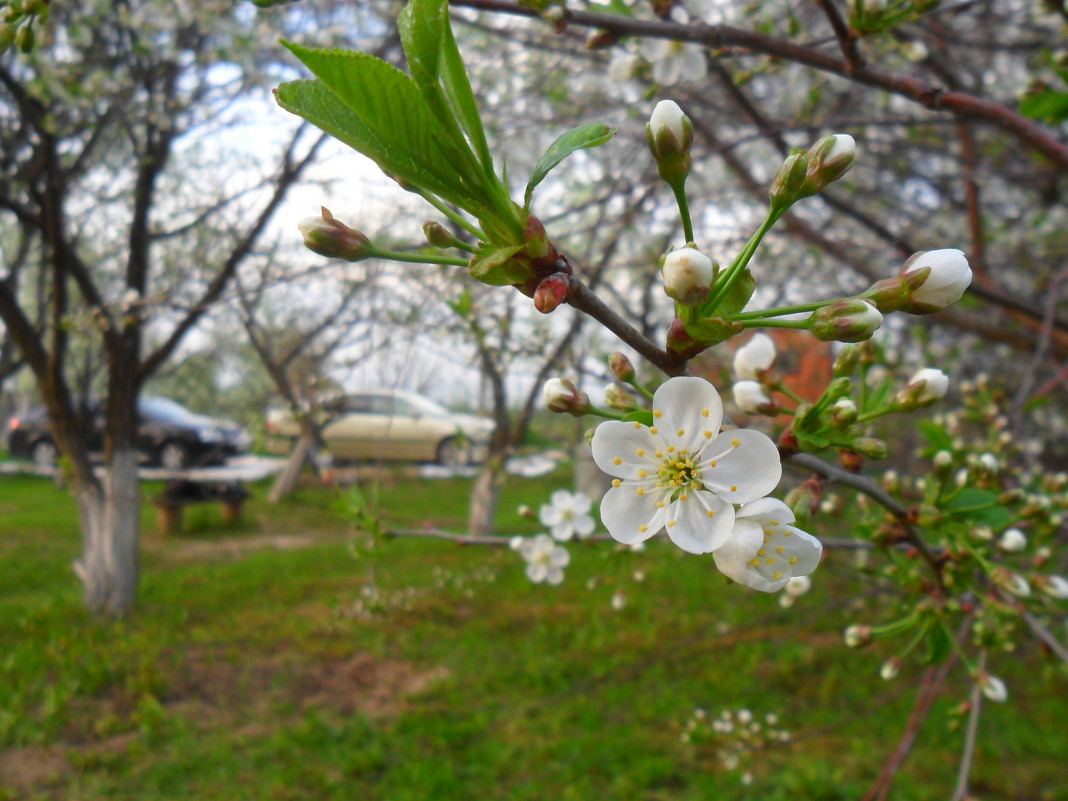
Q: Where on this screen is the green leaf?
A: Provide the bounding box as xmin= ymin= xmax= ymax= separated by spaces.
xmin=916 ymin=420 xmax=953 ymax=453
xmin=794 ymin=429 xmax=830 ymax=451
xmin=398 ymin=0 xmax=491 ymax=171
xmin=697 ymin=268 xmax=754 ymax=318
xmin=468 ymin=245 xmax=529 ymax=285
xmin=622 ymin=409 xmax=654 ymax=427
xmin=923 ymin=624 xmax=950 ymax=666
xmin=943 ymin=487 xmax=998 ymax=513
xmin=277 ymin=46 xmax=489 ymax=216
xmin=1020 ymin=90 xmax=1068 ymax=124
xmin=524 ymin=123 xmax=617 ymax=208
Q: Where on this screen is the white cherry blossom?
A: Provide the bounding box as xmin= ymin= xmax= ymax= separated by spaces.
xmin=733 ymin=334 xmax=776 ymax=380
xmin=518 ymin=534 xmax=571 ymax=585
xmin=538 ymin=489 xmax=596 ymax=541
xmin=712 ymin=498 xmax=823 ymax=592
xmin=591 ymin=376 xmax=782 ymax=554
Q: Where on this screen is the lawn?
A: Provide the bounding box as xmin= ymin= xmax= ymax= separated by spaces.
xmin=1 ymin=467 xmax=1066 ymax=800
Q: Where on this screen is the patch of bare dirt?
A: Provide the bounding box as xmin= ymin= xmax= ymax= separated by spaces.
xmin=148 ymin=532 xmax=330 ymax=562
xmin=0 ymin=746 xmax=69 ymax=794
xmin=301 ymin=653 xmax=451 ymax=718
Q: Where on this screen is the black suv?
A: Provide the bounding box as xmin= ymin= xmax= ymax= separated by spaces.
xmin=5 ymin=396 xmax=251 ymax=470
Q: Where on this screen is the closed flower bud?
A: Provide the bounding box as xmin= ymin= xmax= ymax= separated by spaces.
xmin=934 ymin=450 xmax=953 ymax=469
xmin=298 ymin=207 xmax=373 ymax=261
xmin=851 ymin=437 xmax=887 ymax=459
xmin=1033 ymin=574 xmax=1068 ymax=599
xmin=990 ymin=566 xmax=1031 ymax=597
xmin=799 ymin=134 xmax=855 ymax=198
xmin=423 ymin=221 xmax=463 ymax=249
xmin=864 ymin=249 xmax=972 ymax=314
xmin=604 ymin=383 xmax=636 ymax=411
xmin=832 ymin=344 xmax=861 ymax=377
xmin=609 ymin=352 xmax=636 ymax=382
xmin=844 ymin=624 xmax=872 ymax=648
xmin=880 ymin=657 xmax=902 ymax=681
xmin=733 ymin=333 xmax=777 ymax=380
xmin=830 ymin=398 xmax=858 ymax=427
xmin=543 ymin=378 xmax=589 ymax=415
xmin=896 ymin=368 xmax=949 ymax=410
xmin=732 ymin=380 xmax=775 ymax=414
xmin=808 ymin=299 xmax=883 ymax=343
xmin=977 ymin=672 xmax=1008 ymax=703
xmin=662 ymin=247 xmax=714 ymax=306
xmin=769 ymin=151 xmax=809 ymax=209
xmin=646 ymin=100 xmax=693 ymax=185
xmin=533 ymin=272 xmax=571 ymax=314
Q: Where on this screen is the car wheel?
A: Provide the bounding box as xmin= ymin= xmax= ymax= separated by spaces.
xmin=158 ymin=441 xmax=191 ymax=471
xmin=436 ymin=437 xmax=469 ymax=468
xmin=30 ymin=438 xmax=58 ymax=470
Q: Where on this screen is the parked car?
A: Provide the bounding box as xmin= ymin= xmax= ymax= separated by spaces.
xmin=5 ymin=395 xmax=251 ymax=470
xmin=265 ymin=390 xmax=495 ymax=467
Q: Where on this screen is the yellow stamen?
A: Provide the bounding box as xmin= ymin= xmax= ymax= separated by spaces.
xmin=701 ymin=409 xmax=709 ymax=417
xmin=772 ymin=571 xmax=782 ymax=579
xmin=612 ymin=457 xmax=622 ymax=465
xmin=639 ymin=525 xmax=648 ymax=532
xmin=666 ymin=445 xmax=675 ymax=452
xmin=637 ymin=470 xmax=647 ymax=478
xmin=653 ymin=409 xmax=662 ymax=418
xmin=633 ymin=421 xmax=641 ymax=429
xmin=636 ymin=487 xmax=645 ymax=496
xmin=611 ymin=479 xmax=621 ymax=487
xmin=667 ymin=520 xmax=677 ymax=527
xmin=703 ymin=430 xmax=712 ymax=438
xmin=731 ymin=438 xmax=740 ymax=447
xmin=649 ymin=426 xmax=658 ymax=434
xmin=788 ymin=556 xmax=798 ymax=564
xmin=775 ymin=546 xmax=784 ymax=553
xmin=730 ymin=485 xmax=737 ymax=492
xmin=656 ymin=501 xmax=665 ymax=508
xmin=765 ymin=557 xmax=775 ymax=564
xmin=677 ymin=428 xmax=685 ymax=436
xmin=749 ymin=557 xmax=760 ymax=566
xmin=636 ymin=448 xmax=645 ymax=457
xmin=706 ymin=510 xmax=715 ymax=517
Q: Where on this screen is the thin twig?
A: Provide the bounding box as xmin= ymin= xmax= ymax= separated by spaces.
xmin=813 ymin=0 xmax=864 ymax=74
xmin=950 ymin=650 xmax=984 ymax=801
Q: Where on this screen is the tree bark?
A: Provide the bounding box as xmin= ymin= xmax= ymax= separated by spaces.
xmin=72 ymin=448 xmax=141 ymax=616
xmin=468 ymin=452 xmax=506 ymax=536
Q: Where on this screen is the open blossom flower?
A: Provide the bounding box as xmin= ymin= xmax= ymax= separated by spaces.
xmin=712 ymin=498 xmax=823 ymax=592
xmin=640 ymin=38 xmax=707 ymax=86
xmin=733 ymin=334 xmax=776 ymax=380
xmin=539 ymin=489 xmax=596 ymax=541
xmin=518 ymin=534 xmax=570 ymax=585
xmin=591 ymin=376 xmax=782 ymax=554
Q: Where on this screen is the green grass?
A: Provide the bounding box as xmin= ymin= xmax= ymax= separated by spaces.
xmin=1 ymin=468 xmax=1067 ymax=801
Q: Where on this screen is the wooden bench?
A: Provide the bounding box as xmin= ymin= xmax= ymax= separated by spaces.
xmin=152 ymin=479 xmax=250 ymax=534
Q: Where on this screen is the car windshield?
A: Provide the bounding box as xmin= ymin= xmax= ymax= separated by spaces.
xmin=401 ymin=394 xmax=452 ymax=418
xmin=139 ymin=396 xmax=196 ymax=423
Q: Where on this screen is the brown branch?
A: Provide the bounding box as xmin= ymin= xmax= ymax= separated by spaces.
xmin=451 ymin=0 xmax=1068 ymax=169
xmin=813 ymin=0 xmax=864 ymax=74
xmin=950 ymin=650 xmax=984 ymax=801
xmin=567 ymin=278 xmax=687 ymax=377
xmin=861 ymin=655 xmax=958 ymax=801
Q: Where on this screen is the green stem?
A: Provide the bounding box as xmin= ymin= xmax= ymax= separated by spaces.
xmin=773 ymin=381 xmax=806 ymax=404
xmin=741 ymin=318 xmax=809 ymax=330
xmin=670 ymin=180 xmax=694 ymax=245
xmin=372 ymin=248 xmax=469 ymax=267
xmin=416 ymin=189 xmax=486 ymax=241
xmin=702 ymin=209 xmax=782 ymax=316
xmin=587 ymin=404 xmax=627 ymax=420
xmin=731 ymin=296 xmax=857 ymax=321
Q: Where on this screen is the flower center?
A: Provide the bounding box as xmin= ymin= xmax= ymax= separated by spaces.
xmin=657 ymin=449 xmax=702 ymax=500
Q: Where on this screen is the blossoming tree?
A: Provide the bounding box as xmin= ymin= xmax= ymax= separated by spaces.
xmin=225 ymin=0 xmax=1068 ymax=793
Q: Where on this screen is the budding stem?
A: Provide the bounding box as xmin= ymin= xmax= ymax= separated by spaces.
xmin=374 ymin=248 xmax=469 ymax=267
xmin=670 ymin=180 xmax=694 ymax=245
xmin=731 ymin=295 xmax=858 ymax=321
xmin=415 ymin=188 xmax=486 ymax=240
xmin=702 ymin=209 xmax=782 ymax=316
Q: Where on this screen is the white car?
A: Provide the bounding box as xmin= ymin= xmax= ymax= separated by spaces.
xmin=266 ymin=390 xmax=495 ymax=467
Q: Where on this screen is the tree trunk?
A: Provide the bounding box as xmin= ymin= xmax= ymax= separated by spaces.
xmin=468 ymin=452 xmax=505 ymax=536
xmin=268 ymin=432 xmax=313 ymax=503
xmin=72 ymin=447 xmax=141 ymax=617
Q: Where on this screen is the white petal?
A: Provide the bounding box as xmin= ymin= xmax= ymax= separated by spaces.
xmin=526 ymin=562 xmax=548 ymax=583
xmin=570 ymin=492 xmax=593 ymax=514
xmin=712 ymin=518 xmax=766 ymax=582
xmin=550 ymin=488 xmax=573 ymax=508
xmin=665 ymin=491 xmax=735 ymax=554
xmin=591 ymin=420 xmax=665 ymax=478
xmin=652 ymin=376 xmax=723 ymax=453
xmin=550 ymin=546 xmax=571 ymax=568
xmin=572 ymin=513 xmax=596 ymax=537
xmin=551 ymin=521 xmax=574 ymax=542
xmin=599 ymin=483 xmax=667 ymax=544
xmin=699 ymin=429 xmax=782 ymax=503
xmin=539 ymin=505 xmax=563 ymax=526
xmin=545 ymin=566 xmax=565 ymax=586
xmin=735 ymin=496 xmax=795 ymax=525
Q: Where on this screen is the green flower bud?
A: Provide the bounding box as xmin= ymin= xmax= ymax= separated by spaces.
xmin=808 ymin=299 xmax=883 ymax=343
xmin=646 ymin=100 xmax=693 ymax=186
xmin=298 ymin=207 xmax=373 ymax=262
xmin=769 ymin=151 xmax=809 ymax=210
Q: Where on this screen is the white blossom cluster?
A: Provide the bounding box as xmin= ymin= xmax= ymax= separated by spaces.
xmin=681 ymin=707 xmax=791 ymax=785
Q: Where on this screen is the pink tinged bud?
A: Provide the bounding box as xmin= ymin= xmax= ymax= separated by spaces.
xmin=733 ymin=333 xmax=776 ymax=380
xmin=533 ymin=273 xmax=571 ymax=314
xmin=977 ymin=672 xmax=1008 ymax=703
xmin=608 ymin=352 xmax=635 ymax=382
xmin=851 ymin=437 xmax=888 ymax=459
xmin=800 ymin=134 xmax=855 ymax=197
xmin=808 ymin=299 xmax=883 ymax=343
xmin=732 ymin=380 xmax=773 ymax=414
xmin=902 ymin=249 xmax=972 ymax=312
xmin=661 ymin=247 xmax=713 ymax=306
xmin=646 ymin=100 xmax=693 ymax=184
xmin=543 ymin=377 xmax=590 ymax=416
xmin=298 ymin=207 xmax=372 ymax=261
xmin=524 ymin=215 xmax=554 ymax=261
